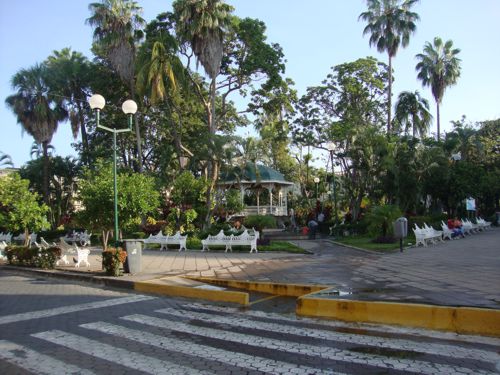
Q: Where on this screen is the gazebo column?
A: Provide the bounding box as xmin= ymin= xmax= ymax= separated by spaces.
xmin=265 ymin=184 xmax=274 ymax=215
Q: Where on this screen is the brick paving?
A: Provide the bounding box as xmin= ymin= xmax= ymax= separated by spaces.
xmin=0 ymin=270 xmax=499 ymax=374
xmin=3 ymin=227 xmax=499 ymax=309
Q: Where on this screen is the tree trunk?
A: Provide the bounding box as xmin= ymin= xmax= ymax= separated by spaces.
xmin=130 ymin=81 xmax=143 ymax=173
xmin=77 ymin=100 xmax=89 ymax=166
xmin=204 ymin=77 xmax=218 ymax=227
xmin=387 ymin=54 xmax=393 ymax=135
xmin=436 ymin=101 xmax=441 ymax=141
xmin=42 ymin=141 xmax=50 ymax=205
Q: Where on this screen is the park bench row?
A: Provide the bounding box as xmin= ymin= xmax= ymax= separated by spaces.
xmin=143 ymin=228 xmax=260 ymax=253
xmin=413 ymin=217 xmax=492 ymax=247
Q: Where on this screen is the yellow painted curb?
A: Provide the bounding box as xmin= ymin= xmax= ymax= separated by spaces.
xmin=185 ymin=277 xmax=328 ymax=297
xmin=134 ymin=281 xmax=249 ymax=305
xmin=297 ymin=296 xmax=500 ymax=337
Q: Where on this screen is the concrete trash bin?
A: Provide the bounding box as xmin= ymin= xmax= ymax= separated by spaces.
xmin=123 ymin=239 xmax=143 ymax=274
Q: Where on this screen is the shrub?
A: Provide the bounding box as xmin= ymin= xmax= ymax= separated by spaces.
xmin=366 ymin=205 xmax=402 ymax=239
xmin=5 ymin=245 xmax=61 ymax=269
xmin=102 ymin=247 xmax=127 ymax=276
xmin=186 ymin=237 xmax=202 ymax=250
xmin=244 ymin=215 xmax=276 ymax=237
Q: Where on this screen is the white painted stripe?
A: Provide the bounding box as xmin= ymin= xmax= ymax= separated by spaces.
xmin=158 ymin=307 xmax=499 ymax=364
xmin=31 ymin=330 xmax=204 ymax=375
xmin=185 ymin=302 xmax=500 ymax=347
xmin=0 ymin=340 xmax=96 ymax=375
xmin=123 ymin=314 xmax=490 ymax=375
xmin=0 ymin=295 xmax=155 ymax=325
xmin=81 ymin=321 xmax=343 ymax=375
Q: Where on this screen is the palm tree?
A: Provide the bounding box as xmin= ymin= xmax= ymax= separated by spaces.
xmin=87 ymin=0 xmax=145 ymax=171
xmin=0 ymin=151 xmax=13 ymax=167
xmin=359 ymin=0 xmax=420 ymax=134
xmin=173 ymin=0 xmax=234 ymax=227
xmin=415 ymin=37 xmax=461 ymax=140
xmin=173 ymin=0 xmax=233 ymax=134
xmin=394 ymin=90 xmax=432 ymax=138
xmin=45 ymin=48 xmax=92 ymax=165
xmin=5 ymin=64 xmax=67 ymax=204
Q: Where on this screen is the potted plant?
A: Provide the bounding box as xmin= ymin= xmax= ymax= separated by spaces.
xmin=102 ymin=247 xmax=127 ymax=276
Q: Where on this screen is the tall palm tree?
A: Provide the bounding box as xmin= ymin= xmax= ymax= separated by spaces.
xmin=173 ymin=0 xmax=233 ymax=227
xmin=173 ymin=0 xmax=233 ymax=134
xmin=87 ymin=0 xmax=145 ymax=171
xmin=5 ymin=64 xmax=67 ymax=204
xmin=359 ymin=0 xmax=420 ymax=134
xmin=394 ymin=90 xmax=432 ymax=138
xmin=45 ymin=48 xmax=92 ymax=165
xmin=415 ymin=37 xmax=461 ymax=140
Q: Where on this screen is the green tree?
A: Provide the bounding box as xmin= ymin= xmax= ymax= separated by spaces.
xmin=87 ymin=0 xmax=146 ymax=171
xmin=359 ymin=0 xmax=420 ymax=134
xmin=20 ymin=156 xmax=80 ymax=229
xmin=45 ymin=48 xmax=93 ymax=165
xmin=394 ymin=90 xmax=432 ymax=138
xmin=293 ymin=57 xmax=389 ymax=220
xmin=0 ymin=173 xmax=49 ymax=245
xmin=415 ymin=37 xmax=461 ymax=140
xmin=173 ymin=0 xmax=233 ymax=135
xmin=77 ymin=161 xmax=160 ymax=249
xmin=5 ymin=64 xmax=68 ymax=204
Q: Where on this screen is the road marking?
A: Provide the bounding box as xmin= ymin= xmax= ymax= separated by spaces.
xmin=248 ymin=294 xmax=281 ymax=306
xmin=185 ymin=302 xmax=500 ymax=347
xmin=81 ymin=321 xmax=344 ymax=375
xmin=0 ymin=294 xmax=155 ymax=325
xmin=31 ymin=330 xmax=205 ymax=375
xmin=158 ymin=306 xmax=500 ymax=364
xmin=123 ymin=313 xmax=491 ymax=375
xmin=0 ymin=340 xmax=96 ymax=375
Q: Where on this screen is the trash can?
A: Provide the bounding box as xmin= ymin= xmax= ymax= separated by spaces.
xmin=123 ymin=239 xmax=143 ymax=274
xmin=393 ymin=217 xmax=408 ymax=252
xmin=393 ymin=217 xmax=408 ymax=239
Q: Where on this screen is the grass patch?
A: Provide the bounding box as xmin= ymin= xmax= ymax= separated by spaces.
xmin=259 ymin=241 xmax=306 ymax=253
xmin=335 ymin=235 xmax=413 ymax=252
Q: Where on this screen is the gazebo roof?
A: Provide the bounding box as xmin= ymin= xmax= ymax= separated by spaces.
xmin=219 ymin=163 xmax=293 ymax=186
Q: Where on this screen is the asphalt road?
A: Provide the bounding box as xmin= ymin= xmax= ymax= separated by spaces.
xmin=0 ymin=269 xmax=499 ymax=374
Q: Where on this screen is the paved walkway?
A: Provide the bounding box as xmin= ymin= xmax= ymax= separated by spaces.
xmin=6 ymin=228 xmax=500 ymax=309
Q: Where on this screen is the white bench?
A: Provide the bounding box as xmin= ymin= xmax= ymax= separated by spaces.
xmin=477 ymin=217 xmax=491 ymax=230
xmin=440 ymin=222 xmax=456 ymax=240
xmin=0 ymin=232 xmax=12 ymax=244
xmin=74 ymin=248 xmax=90 ymax=268
xmin=62 ymin=231 xmax=92 ymax=246
xmin=413 ymin=224 xmax=442 ymax=247
xmin=144 ymin=231 xmax=187 ymax=251
xmin=202 ymin=229 xmax=259 ymax=253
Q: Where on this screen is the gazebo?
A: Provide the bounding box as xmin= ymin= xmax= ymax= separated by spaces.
xmin=218 ymin=163 xmax=294 ymax=217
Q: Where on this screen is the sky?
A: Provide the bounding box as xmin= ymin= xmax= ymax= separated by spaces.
xmin=1 ymin=0 xmax=499 ymax=168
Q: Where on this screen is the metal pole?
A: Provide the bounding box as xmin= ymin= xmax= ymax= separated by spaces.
xmin=113 ymin=130 xmax=119 ymax=247
xmin=331 ymin=150 xmax=338 ymax=226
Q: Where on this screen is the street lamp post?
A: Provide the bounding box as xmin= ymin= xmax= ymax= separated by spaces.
xmin=88 ymin=94 xmax=138 ymax=247
xmin=313 ymin=177 xmax=320 ymax=200
xmin=326 ymin=142 xmax=338 ymax=228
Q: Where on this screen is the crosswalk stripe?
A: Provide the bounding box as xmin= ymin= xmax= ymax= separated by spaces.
xmin=0 ymin=340 xmax=96 ymax=375
xmin=185 ymin=302 xmax=500 ymax=347
xmin=0 ymin=294 xmax=155 ymax=325
xmin=122 ymin=313 xmax=492 ymax=375
xmin=157 ymin=306 xmax=499 ymax=364
xmin=31 ymin=330 xmax=205 ymax=375
xmin=81 ymin=321 xmax=344 ymax=375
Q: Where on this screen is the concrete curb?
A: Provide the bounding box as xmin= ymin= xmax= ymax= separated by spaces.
xmin=185 ymin=276 xmax=329 ymax=297
xmin=297 ymin=292 xmax=500 ymax=337
xmin=134 ymin=280 xmax=249 ymax=305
